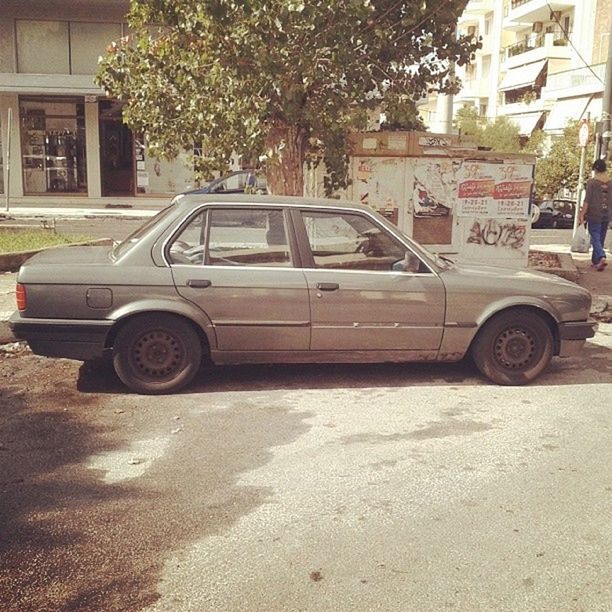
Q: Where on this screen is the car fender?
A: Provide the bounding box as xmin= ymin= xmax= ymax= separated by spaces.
xmin=108 ymin=298 xmax=217 ymax=349
xmin=474 ymin=296 xmax=561 ymax=338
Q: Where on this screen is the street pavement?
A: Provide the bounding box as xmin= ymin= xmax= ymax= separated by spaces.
xmin=1 ymin=213 xmax=611 ymax=609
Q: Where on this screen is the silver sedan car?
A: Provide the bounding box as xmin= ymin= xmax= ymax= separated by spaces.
xmin=10 ymin=195 xmax=596 ymax=394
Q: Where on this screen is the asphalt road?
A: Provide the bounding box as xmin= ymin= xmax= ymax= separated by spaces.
xmin=1 ymin=324 xmax=611 ymax=611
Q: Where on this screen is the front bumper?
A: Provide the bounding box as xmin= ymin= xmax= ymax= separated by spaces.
xmin=557 ymin=319 xmax=598 ymax=357
xmin=9 ymin=311 xmax=113 ymax=361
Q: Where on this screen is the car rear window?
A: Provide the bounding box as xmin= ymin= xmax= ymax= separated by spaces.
xmin=111 ymin=202 xmax=177 ymax=260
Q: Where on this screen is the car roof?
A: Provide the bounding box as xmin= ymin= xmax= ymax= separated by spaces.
xmin=174 ymin=193 xmax=376 ymax=214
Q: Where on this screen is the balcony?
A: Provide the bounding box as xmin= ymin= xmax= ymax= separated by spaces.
xmin=541 ymin=63 xmax=606 ymax=99
xmin=504 ymin=0 xmax=575 ymax=30
xmin=502 ymin=31 xmax=572 ymax=69
xmin=459 ymin=78 xmax=491 ymax=101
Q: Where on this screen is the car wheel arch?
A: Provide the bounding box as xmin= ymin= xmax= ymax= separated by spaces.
xmin=471 ymin=304 xmax=560 ymax=356
xmin=105 ymin=308 xmax=213 ymax=356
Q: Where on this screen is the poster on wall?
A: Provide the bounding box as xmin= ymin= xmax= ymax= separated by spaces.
xmin=493 ymin=163 xmax=533 ymax=217
xmin=456 ymin=162 xmax=496 ymax=217
xmin=456 ymin=162 xmax=533 ymax=218
xmin=412 ymin=159 xmax=458 ymax=217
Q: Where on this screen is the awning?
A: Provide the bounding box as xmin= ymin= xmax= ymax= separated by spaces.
xmin=499 ymin=60 xmax=547 ymax=91
xmin=584 ymin=95 xmax=602 ymax=121
xmin=544 ymin=97 xmax=590 ymax=132
xmin=508 ymin=112 xmax=544 ymax=136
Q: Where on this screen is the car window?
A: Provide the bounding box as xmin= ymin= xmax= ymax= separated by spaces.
xmin=301 ymin=210 xmax=418 ymax=272
xmin=112 ymin=202 xmax=177 ymax=260
xmin=208 ymin=208 xmax=291 ymax=267
xmin=168 ymin=212 xmax=206 ymax=264
xmin=211 ymin=172 xmax=257 ymax=193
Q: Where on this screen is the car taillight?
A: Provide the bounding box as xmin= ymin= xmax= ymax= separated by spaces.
xmin=16 ymin=283 xmax=27 ymax=311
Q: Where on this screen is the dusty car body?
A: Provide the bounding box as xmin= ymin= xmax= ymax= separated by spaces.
xmin=10 ymin=195 xmax=596 ymax=394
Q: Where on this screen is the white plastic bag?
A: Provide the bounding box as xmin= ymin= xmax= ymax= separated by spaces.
xmin=570 ymin=223 xmax=590 ymax=253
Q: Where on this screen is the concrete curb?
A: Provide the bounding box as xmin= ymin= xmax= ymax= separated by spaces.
xmin=0 ymin=238 xmax=113 ymax=273
xmin=529 ymin=251 xmax=580 ymax=283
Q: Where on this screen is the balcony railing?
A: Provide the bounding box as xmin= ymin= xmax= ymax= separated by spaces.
xmin=504 ymin=30 xmax=570 ymax=59
xmin=544 ymin=63 xmax=606 ymax=92
xmin=511 ymin=0 xmax=531 ymax=8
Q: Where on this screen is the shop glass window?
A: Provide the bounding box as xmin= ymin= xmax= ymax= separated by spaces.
xmin=20 ymin=98 xmax=87 ymax=194
xmin=16 ymin=21 xmax=69 ymax=74
xmin=301 ymin=210 xmax=407 ymax=271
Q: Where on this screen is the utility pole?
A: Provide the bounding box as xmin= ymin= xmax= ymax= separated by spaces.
xmin=598 ymin=31 xmax=612 ymax=161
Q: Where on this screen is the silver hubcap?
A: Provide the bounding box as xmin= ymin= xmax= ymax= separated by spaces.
xmin=494 ymin=327 xmax=536 ymax=370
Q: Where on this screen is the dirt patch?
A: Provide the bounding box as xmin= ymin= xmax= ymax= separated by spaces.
xmin=528 ymin=251 xmax=562 ymax=269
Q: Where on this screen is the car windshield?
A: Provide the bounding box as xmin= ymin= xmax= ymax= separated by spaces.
xmin=111 ymin=201 xmax=178 ymax=260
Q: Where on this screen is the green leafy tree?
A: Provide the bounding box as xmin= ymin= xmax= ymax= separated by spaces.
xmin=454 ymin=105 xmax=482 ymax=137
xmin=454 ymin=107 xmax=522 ymax=153
xmin=479 ymin=116 xmax=521 ymax=153
xmin=97 ymin=0 xmax=476 ymax=195
xmin=534 ymin=121 xmax=594 ymax=199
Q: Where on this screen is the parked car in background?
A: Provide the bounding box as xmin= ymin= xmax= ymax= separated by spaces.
xmin=531 ymin=199 xmax=576 ymax=229
xmin=10 ymin=195 xmax=596 ymax=394
xmin=186 ymin=170 xmax=267 ymax=195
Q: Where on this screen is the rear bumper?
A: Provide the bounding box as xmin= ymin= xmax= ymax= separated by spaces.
xmin=9 ymin=311 xmax=113 ymax=361
xmin=557 ymin=320 xmax=598 ymax=357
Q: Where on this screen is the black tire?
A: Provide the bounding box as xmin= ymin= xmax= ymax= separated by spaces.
xmin=113 ymin=314 xmax=202 ymax=394
xmin=471 ymin=309 xmax=553 ymax=386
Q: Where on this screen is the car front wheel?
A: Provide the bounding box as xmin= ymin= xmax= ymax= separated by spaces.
xmin=472 ymin=309 xmax=553 ymax=385
xmin=113 ymin=314 xmax=202 ymax=394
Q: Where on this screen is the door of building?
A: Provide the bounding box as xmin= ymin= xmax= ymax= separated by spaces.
xmin=99 ymin=100 xmax=133 ymax=196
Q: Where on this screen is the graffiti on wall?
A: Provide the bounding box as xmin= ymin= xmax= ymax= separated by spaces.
xmin=467 ymin=219 xmax=527 ymax=250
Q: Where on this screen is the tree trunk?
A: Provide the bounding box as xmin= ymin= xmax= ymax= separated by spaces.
xmin=265 ymin=120 xmax=307 ymax=196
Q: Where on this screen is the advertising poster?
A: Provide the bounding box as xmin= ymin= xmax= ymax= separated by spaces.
xmin=492 ymin=163 xmax=533 ymax=217
xmin=457 ymin=162 xmax=533 ymax=218
xmin=456 ymin=162 xmax=496 ymax=217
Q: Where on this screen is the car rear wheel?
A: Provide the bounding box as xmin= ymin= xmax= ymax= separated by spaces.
xmin=472 ymin=309 xmax=553 ymax=385
xmin=113 ymin=314 xmax=202 ymax=394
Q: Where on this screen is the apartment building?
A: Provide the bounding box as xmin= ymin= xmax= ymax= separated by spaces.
xmin=421 ymin=0 xmax=610 ymax=139
xmin=0 ymin=0 xmax=193 ymax=205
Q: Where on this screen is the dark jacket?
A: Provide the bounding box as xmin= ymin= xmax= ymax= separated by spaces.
xmin=584 ymin=178 xmax=611 ymax=223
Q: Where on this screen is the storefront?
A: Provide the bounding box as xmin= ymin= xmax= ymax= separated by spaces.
xmin=1 ymin=94 xmax=196 ymax=202
xmin=20 ymin=96 xmax=87 ymax=195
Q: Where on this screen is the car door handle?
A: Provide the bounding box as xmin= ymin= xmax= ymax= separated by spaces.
xmin=187 ymin=279 xmax=212 ymax=288
xmin=316 ymin=282 xmax=339 ymax=291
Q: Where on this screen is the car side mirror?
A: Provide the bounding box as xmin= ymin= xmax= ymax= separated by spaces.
xmin=392 ymin=251 xmax=421 ymax=273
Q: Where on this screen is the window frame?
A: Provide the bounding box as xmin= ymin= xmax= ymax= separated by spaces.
xmin=165 ymin=204 xmax=302 ymax=269
xmin=291 ymin=207 xmax=432 ymax=275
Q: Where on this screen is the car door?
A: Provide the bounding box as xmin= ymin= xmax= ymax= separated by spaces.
xmin=295 ymin=208 xmax=445 ymax=351
xmin=168 ymin=205 xmax=310 ymax=351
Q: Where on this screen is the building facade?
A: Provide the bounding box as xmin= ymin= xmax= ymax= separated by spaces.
xmin=0 ymin=0 xmax=195 ymax=205
xmin=421 ymin=0 xmax=610 ymax=139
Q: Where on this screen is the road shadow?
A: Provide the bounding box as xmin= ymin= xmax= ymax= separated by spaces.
xmin=1 ymin=357 xmax=312 ymax=610
xmin=76 ymin=337 xmax=612 ymax=396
